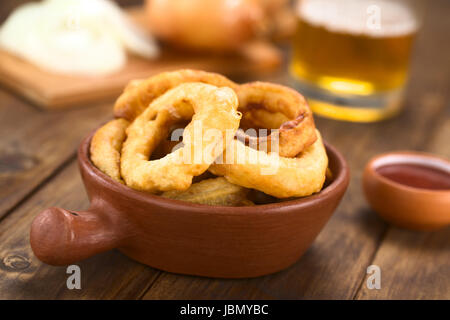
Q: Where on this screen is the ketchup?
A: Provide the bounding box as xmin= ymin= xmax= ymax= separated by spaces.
xmin=376 ymin=163 xmax=450 ymax=190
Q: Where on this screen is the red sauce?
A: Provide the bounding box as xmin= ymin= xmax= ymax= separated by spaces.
xmin=376 ymin=163 xmax=450 ymax=190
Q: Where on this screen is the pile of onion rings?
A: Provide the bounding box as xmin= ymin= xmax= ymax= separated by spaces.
xmin=90 ymin=69 xmax=328 ymax=205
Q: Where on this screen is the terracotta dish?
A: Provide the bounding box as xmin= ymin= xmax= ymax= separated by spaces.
xmin=30 ymin=131 xmax=349 ymax=278
xmin=363 ymin=151 xmax=450 ymax=231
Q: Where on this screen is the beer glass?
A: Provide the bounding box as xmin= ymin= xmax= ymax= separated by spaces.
xmin=290 ymin=0 xmax=422 ymax=122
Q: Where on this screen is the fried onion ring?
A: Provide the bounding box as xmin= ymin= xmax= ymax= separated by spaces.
xmin=209 ymin=130 xmax=328 ymax=198
xmin=121 ymin=82 xmax=241 ymax=193
xmin=90 ymin=118 xmax=129 ymax=183
xmin=114 ymin=69 xmax=238 ymax=121
xmin=115 ymin=70 xmax=316 ymax=156
xmin=162 ymin=177 xmax=252 ymax=206
xmin=236 ymin=82 xmax=317 ymax=157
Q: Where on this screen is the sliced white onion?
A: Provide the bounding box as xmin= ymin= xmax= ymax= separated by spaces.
xmin=0 ymin=0 xmax=159 ymax=76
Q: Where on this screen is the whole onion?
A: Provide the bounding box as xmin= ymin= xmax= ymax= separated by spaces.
xmin=145 ymin=0 xmax=267 ymax=52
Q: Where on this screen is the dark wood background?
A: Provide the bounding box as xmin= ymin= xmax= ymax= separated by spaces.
xmin=0 ymin=0 xmax=448 ymax=299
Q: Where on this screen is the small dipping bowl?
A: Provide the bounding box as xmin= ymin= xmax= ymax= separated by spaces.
xmin=363 ymin=151 xmax=450 ymax=231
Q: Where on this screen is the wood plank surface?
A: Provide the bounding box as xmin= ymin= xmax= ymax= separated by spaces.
xmin=141 ymin=97 xmax=446 ymax=300
xmin=356 ymin=103 xmax=450 ymax=300
xmin=1 ymin=67 xmax=444 ymax=299
xmin=142 ymin=0 xmax=450 ymax=299
xmin=355 ymin=2 xmax=450 ymax=299
xmin=0 ymin=90 xmax=113 ymax=220
xmin=0 ymin=161 xmax=161 ymax=299
xmin=0 ymin=0 xmax=448 ymax=300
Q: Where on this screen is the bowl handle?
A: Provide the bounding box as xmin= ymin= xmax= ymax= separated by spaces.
xmin=30 ymin=206 xmax=127 ymax=266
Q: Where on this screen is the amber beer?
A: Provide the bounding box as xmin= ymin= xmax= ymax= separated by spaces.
xmin=291 ymin=0 xmax=419 ymax=121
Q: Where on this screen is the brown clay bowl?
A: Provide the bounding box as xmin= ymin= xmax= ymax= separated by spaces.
xmin=363 ymin=151 xmax=450 ymax=231
xmin=30 ymin=131 xmax=349 ymax=278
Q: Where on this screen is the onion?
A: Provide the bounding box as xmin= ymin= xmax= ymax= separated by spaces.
xmin=0 ymin=0 xmax=159 ymax=76
xmin=145 ymin=0 xmax=266 ymax=52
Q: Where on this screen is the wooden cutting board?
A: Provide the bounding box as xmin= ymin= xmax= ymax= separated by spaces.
xmin=0 ymin=7 xmax=282 ymax=110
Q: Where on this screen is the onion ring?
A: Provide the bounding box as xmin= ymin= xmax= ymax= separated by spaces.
xmin=120 ymin=82 xmax=241 ymax=193
xmin=115 ymin=70 xmax=316 ymax=156
xmin=114 ymin=69 xmax=238 ymax=121
xmin=90 ymin=118 xmax=129 ymax=183
xmin=236 ymin=82 xmax=317 ymax=157
xmin=162 ymin=177 xmax=252 ymax=206
xmin=209 ymin=130 xmax=328 ymax=198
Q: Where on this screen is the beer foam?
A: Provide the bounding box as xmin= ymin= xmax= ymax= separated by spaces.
xmin=297 ymin=0 xmax=419 ymax=37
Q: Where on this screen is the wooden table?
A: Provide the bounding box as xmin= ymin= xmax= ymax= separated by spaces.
xmin=0 ymin=1 xmax=448 ymax=300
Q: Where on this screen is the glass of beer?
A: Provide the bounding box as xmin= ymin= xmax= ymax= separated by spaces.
xmin=290 ymin=0 xmax=422 ymax=122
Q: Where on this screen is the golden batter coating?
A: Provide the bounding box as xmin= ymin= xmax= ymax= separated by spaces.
xmin=115 ymin=70 xmax=316 ymax=157
xmin=162 ymin=177 xmax=253 ymax=206
xmin=114 ymin=69 xmax=238 ymax=121
xmin=90 ymin=69 xmax=327 ymax=202
xmin=236 ymin=81 xmax=317 ymax=157
xmin=120 ymin=83 xmax=241 ymax=193
xmin=90 ymin=118 xmax=129 ymax=183
xmin=209 ymin=130 xmax=328 ymax=198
